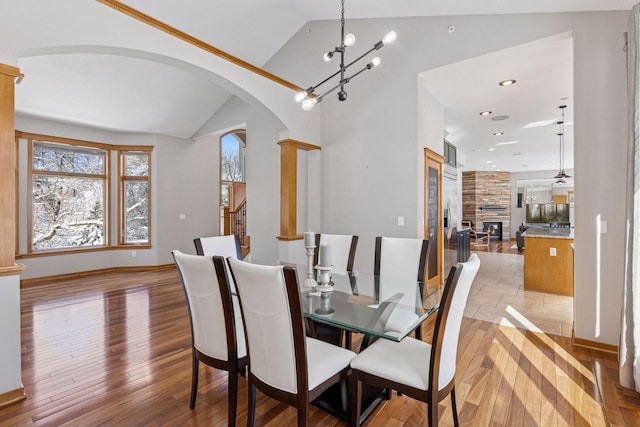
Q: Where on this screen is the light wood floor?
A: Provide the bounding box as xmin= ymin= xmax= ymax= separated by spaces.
xmin=2 ymin=264 xmax=640 ymax=426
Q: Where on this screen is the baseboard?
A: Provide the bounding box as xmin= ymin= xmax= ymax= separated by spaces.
xmin=21 ymin=264 xmax=176 ymax=286
xmin=572 ymin=329 xmax=618 ymax=354
xmin=0 ymin=386 xmax=26 ymax=409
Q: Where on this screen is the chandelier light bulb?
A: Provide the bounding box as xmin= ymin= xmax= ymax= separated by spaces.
xmin=295 ymin=91 xmax=308 ymax=103
xmin=344 ymin=33 xmax=356 ymax=47
xmin=301 ymin=97 xmax=317 ymax=111
xmin=323 ymin=51 xmax=334 ymax=62
xmin=382 ymin=31 xmax=397 ymax=44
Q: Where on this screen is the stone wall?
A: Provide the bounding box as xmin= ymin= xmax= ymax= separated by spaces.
xmin=462 ymin=171 xmax=511 ymax=240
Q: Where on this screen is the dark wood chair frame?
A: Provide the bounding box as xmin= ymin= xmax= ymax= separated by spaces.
xmin=229 ymin=264 xmax=352 ymax=427
xmin=349 ymin=264 xmax=464 ymax=427
xmin=174 ymin=253 xmax=247 ymax=426
xmin=194 ymin=235 xmax=242 ymax=258
xmin=373 ymin=236 xmax=429 ymax=340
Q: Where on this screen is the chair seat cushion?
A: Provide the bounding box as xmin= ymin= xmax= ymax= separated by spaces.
xmin=350 ymin=336 xmax=431 ymax=390
xmin=306 ymin=337 xmax=356 ymax=390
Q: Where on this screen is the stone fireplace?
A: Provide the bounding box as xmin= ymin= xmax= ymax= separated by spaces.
xmin=483 ymin=221 xmax=503 ymax=241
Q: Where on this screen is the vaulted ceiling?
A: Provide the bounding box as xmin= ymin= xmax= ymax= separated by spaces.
xmin=11 ymin=0 xmax=636 ymax=171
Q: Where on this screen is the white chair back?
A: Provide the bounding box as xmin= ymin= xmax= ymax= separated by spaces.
xmin=195 ymin=235 xmax=241 ymax=292
xmin=227 ymin=258 xmax=300 ymax=394
xmin=318 ymin=234 xmax=357 ymax=273
xmin=196 ymin=235 xmax=240 ymax=258
xmin=375 ymin=236 xmax=428 ymax=280
xmin=172 ymin=250 xmax=246 ymax=361
xmin=437 ymin=253 xmax=480 ymax=389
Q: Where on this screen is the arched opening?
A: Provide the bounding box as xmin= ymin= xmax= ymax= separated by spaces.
xmin=220 ymin=129 xmax=249 ymax=256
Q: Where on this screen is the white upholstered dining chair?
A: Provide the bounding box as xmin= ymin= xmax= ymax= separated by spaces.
xmin=171 ymin=250 xmax=247 ymax=426
xmin=227 ymin=258 xmax=356 ymax=427
xmin=194 ymin=234 xmax=242 ymax=291
xmin=312 ymin=233 xmax=359 ymax=273
xmin=374 ymin=236 xmax=430 ymax=339
xmin=349 ymin=253 xmax=480 ymax=426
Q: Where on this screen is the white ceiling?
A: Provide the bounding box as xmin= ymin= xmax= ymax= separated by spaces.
xmin=12 ymin=0 xmax=635 ymax=170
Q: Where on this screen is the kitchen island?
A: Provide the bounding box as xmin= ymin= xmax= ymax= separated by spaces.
xmin=523 ymin=227 xmax=574 ymax=296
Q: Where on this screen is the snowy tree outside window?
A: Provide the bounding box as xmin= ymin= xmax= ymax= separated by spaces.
xmin=121 ymin=151 xmax=150 ymax=244
xmin=31 ymin=141 xmax=107 ymax=250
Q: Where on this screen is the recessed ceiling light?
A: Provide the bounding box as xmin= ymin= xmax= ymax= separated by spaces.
xmin=493 ymin=132 xmax=504 ymax=136
xmin=488 ymin=148 xmax=495 ymax=151
xmin=491 ymin=115 xmax=509 ymax=121
xmin=496 ymin=141 xmax=518 ymax=146
xmin=486 ymin=160 xmax=492 ymax=164
xmin=479 ymin=111 xmax=492 ymax=116
xmin=499 ymin=79 xmax=516 ymax=86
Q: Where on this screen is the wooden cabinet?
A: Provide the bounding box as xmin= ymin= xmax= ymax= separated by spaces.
xmin=524 ymin=235 xmax=574 ymax=296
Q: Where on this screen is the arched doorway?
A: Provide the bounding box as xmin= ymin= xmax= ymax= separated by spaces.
xmin=220 ymin=129 xmax=249 ymax=257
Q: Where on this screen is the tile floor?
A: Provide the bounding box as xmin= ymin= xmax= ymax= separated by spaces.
xmin=464 ymin=250 xmax=574 ymax=337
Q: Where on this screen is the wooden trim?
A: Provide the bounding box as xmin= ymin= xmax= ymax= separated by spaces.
xmin=0 ymin=386 xmax=26 ymax=409
xmin=277 ymin=139 xmax=322 ymax=152
xmin=20 ymin=264 xmax=175 ymax=286
xmin=96 ymin=0 xmax=303 ymax=93
xmin=1 ymin=67 xmax=18 ymax=268
xmin=277 ymin=140 xmax=321 ymax=241
xmin=572 ymin=332 xmax=618 ymax=355
xmin=0 ymin=263 xmax=26 ymax=277
xmin=17 ymin=131 xmax=115 ymax=151
xmin=424 ymin=148 xmax=444 ymax=285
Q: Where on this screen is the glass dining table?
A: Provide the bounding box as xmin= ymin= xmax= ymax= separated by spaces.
xmin=289 ymin=264 xmax=444 ymax=423
xmin=292 ymin=265 xmax=443 ymax=344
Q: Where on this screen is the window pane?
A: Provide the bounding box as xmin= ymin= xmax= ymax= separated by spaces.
xmin=221 ymin=135 xmax=243 ymax=182
xmin=32 ymin=175 xmax=105 ymax=250
xmin=33 ymin=141 xmax=105 ymax=175
xmin=124 ymin=181 xmax=149 ymax=244
xmin=221 ymin=183 xmax=230 ymax=207
xmin=123 ymin=152 xmax=149 ymax=176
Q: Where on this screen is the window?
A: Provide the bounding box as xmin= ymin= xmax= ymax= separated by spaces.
xmin=119 ymin=150 xmax=151 ymax=245
xmin=20 ymin=131 xmax=153 ymax=255
xmin=220 ymin=131 xmax=245 ymax=208
xmin=30 ymin=140 xmax=108 ymax=251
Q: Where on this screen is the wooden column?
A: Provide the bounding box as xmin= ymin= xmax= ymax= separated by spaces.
xmin=277 ymin=139 xmax=320 ymax=241
xmin=0 ymin=64 xmax=22 ymax=272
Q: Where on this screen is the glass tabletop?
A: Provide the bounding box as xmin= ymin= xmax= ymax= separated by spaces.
xmin=293 ymin=265 xmax=443 ymax=342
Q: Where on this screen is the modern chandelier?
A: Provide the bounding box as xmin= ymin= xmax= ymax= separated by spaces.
xmin=554 ymin=105 xmax=571 ymax=183
xmin=294 ymin=0 xmax=397 ymax=111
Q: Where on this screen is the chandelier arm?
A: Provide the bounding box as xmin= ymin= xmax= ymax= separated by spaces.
xmin=306 ymin=45 xmax=379 ymax=95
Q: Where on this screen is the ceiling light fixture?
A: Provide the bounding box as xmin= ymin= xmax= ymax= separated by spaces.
xmin=493 ymin=132 xmax=504 ymax=136
xmin=499 ymin=79 xmax=517 ymax=86
xmin=553 ymin=105 xmax=571 ymax=181
xmin=479 ymin=111 xmax=492 ymax=116
xmin=295 ymin=0 xmax=396 ymax=111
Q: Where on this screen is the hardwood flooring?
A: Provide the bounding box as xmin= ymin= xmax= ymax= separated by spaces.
xmin=2 ymin=264 xmax=640 ymax=426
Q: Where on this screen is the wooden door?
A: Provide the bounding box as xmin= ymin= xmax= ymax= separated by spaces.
xmin=424 ymin=148 xmax=444 ymax=285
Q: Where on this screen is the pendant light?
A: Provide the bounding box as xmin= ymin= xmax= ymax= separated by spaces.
xmin=554 ymin=105 xmax=571 ymax=181
xmin=294 ymin=0 xmax=397 ymax=111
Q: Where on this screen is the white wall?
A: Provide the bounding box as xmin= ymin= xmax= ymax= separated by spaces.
xmin=265 ymin=12 xmax=629 ymax=345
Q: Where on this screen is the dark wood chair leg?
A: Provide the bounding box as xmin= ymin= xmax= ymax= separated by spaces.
xmin=297 ymin=403 xmax=308 ymax=427
xmin=451 ymin=387 xmax=459 ymax=427
xmin=228 ymin=370 xmax=238 ymax=427
xmin=189 ymin=351 xmax=199 ymax=409
xmin=247 ymin=382 xmax=256 ymax=427
xmin=349 ymin=372 xmax=361 ymax=427
xmin=427 ymin=399 xmax=437 ymax=427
